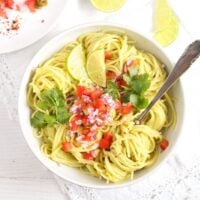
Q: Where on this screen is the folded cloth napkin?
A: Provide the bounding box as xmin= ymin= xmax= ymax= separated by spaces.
xmin=54 ymin=155 xmax=200 ymax=200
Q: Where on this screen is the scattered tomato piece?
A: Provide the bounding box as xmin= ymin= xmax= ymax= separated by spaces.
xmin=82 ymin=128 xmax=90 ymax=135
xmin=120 ymin=103 xmax=133 ymax=114
xmin=90 ymin=90 xmax=102 ymax=100
xmin=76 ymin=85 xmax=86 ymax=97
xmin=95 ymin=99 xmax=107 ymax=113
xmin=85 ymin=134 xmax=96 ymax=141
xmin=160 ymin=139 xmax=169 ymax=150
xmin=83 ymin=152 xmax=94 ymax=160
xmin=116 ymin=76 xmax=127 ymax=88
xmin=81 ymin=115 xmax=90 ymax=126
xmin=62 ymin=142 xmax=72 ymax=152
xmin=104 ymin=133 xmax=113 ymax=144
xmin=25 ymin=0 xmax=36 ymax=12
xmin=99 ymin=132 xmax=113 ymax=149
xmin=70 ymin=115 xmax=81 ymax=131
xmin=0 ymin=7 xmax=7 ymax=18
xmin=99 ymin=138 xmax=110 ymax=149
xmin=4 ymin=0 xmax=14 ymax=9
xmin=106 ymin=71 xmax=117 ymax=80
xmin=83 ymin=88 xmax=93 ymax=96
xmin=105 ymin=51 xmax=113 ymax=60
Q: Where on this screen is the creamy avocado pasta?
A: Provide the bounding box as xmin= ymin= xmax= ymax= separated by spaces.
xmin=27 ymin=30 xmax=176 ymax=183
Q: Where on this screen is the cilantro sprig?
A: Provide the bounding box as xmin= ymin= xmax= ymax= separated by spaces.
xmin=31 ymin=88 xmax=70 ymax=128
xmin=122 ymin=68 xmax=150 ymax=109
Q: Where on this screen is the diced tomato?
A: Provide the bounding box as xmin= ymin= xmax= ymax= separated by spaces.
xmin=106 ymin=71 xmax=117 ymax=80
xmin=83 ymin=88 xmax=93 ymax=96
xmin=70 ymin=120 xmax=78 ymax=131
xmin=76 ymin=85 xmax=86 ymax=97
xmin=83 ymin=152 xmax=94 ymax=160
xmin=116 ymin=76 xmax=127 ymax=87
xmin=115 ymin=100 xmax=121 ymax=110
xmin=81 ymin=115 xmax=89 ymax=126
xmin=82 ymin=103 xmax=93 ymax=115
xmin=99 ymin=138 xmax=110 ymax=149
xmin=160 ymin=139 xmax=169 ymax=150
xmin=62 ymin=142 xmax=72 ymax=152
xmin=82 ymin=128 xmax=90 ymax=135
xmin=4 ymin=0 xmax=14 ymax=9
xmin=90 ymin=90 xmax=102 ymax=100
xmin=70 ymin=115 xmax=82 ymax=131
xmin=120 ymin=103 xmax=133 ymax=114
xmin=95 ymin=99 xmax=107 ymax=113
xmin=78 ymin=99 xmax=86 ymax=108
xmin=85 ymin=134 xmax=96 ymax=141
xmin=0 ymin=7 xmax=7 ymax=18
xmin=104 ymin=133 xmax=113 ymax=144
xmin=105 ymin=51 xmax=113 ymax=60
xmin=25 ymin=0 xmax=36 ymax=12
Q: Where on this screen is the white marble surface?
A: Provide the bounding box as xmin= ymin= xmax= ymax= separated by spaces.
xmin=1 ymin=0 xmax=200 ymax=199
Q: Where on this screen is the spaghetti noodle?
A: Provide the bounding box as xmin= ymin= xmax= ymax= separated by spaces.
xmin=27 ymin=30 xmax=176 ymax=183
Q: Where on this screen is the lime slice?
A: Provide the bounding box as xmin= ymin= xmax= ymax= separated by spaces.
xmin=86 ymin=50 xmax=106 ymax=87
xmin=67 ymin=44 xmax=88 ymax=80
xmin=153 ymin=14 xmax=179 ymax=47
xmin=90 ymin=0 xmax=126 ymax=12
xmin=155 ymin=0 xmax=172 ymax=31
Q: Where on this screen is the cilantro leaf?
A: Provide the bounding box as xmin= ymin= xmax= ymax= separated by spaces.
xmin=56 ymin=107 xmax=70 ymax=124
xmin=31 ymin=88 xmax=70 ymax=129
xmin=105 ymin=81 xmax=120 ymax=100
xmin=130 ymin=74 xmax=150 ymax=95
xmin=31 ymin=111 xmax=47 ymax=128
xmin=121 ymin=72 xmax=150 ymax=109
xmin=121 ymin=91 xmax=132 ymax=103
xmin=43 ymin=114 xmax=57 ymax=127
xmin=137 ymin=96 xmax=149 ymax=109
xmin=41 ymin=88 xmax=65 ymax=109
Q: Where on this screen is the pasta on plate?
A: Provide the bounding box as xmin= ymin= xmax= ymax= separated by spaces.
xmin=27 ymin=30 xmax=176 ymax=183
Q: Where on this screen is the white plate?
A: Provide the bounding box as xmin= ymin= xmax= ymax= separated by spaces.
xmin=0 ymin=0 xmax=68 ymax=54
xmin=19 ymin=23 xmax=185 ymax=189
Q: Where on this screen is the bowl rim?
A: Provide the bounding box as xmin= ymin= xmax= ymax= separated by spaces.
xmin=18 ymin=22 xmax=185 ymax=189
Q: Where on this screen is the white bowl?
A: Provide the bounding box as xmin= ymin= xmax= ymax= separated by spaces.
xmin=18 ymin=23 xmax=185 ymax=189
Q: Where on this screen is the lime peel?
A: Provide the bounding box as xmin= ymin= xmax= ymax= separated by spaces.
xmin=86 ymin=49 xmax=106 ymax=87
xmin=67 ymin=44 xmax=89 ymax=80
xmin=154 ymin=0 xmax=179 ymax=47
xmin=90 ymin=0 xmax=126 ymax=12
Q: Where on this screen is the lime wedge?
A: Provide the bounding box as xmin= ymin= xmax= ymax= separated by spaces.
xmin=153 ymin=14 xmax=179 ymax=47
xmin=90 ymin=0 xmax=126 ymax=12
xmin=86 ymin=50 xmax=106 ymax=87
xmin=155 ymin=0 xmax=172 ymax=32
xmin=67 ymin=44 xmax=88 ymax=80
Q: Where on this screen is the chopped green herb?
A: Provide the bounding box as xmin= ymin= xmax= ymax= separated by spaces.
xmin=31 ymin=111 xmax=47 ymax=128
xmin=122 ymin=70 xmax=150 ymax=109
xmin=130 ymin=74 xmax=150 ymax=95
xmin=31 ymin=88 xmax=70 ymax=129
xmin=105 ymin=81 xmax=120 ymax=100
